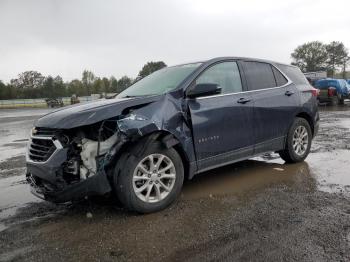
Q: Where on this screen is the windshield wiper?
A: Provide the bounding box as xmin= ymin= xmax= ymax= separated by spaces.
xmin=123 ymin=95 xmax=140 ymax=98
xmin=121 ymin=94 xmax=157 ymax=98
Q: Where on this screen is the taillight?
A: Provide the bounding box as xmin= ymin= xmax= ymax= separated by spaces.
xmin=311 ymin=88 xmax=320 ymax=97
xmin=328 ymin=87 xmax=336 ymax=97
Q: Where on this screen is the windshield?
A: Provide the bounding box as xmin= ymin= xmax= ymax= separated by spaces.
xmin=117 ymin=63 xmax=201 ymax=98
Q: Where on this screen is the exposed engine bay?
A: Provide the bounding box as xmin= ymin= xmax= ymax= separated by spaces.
xmin=27 ymin=115 xmax=129 ymax=195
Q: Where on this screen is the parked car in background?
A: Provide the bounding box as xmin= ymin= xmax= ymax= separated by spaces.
xmin=70 ymin=94 xmax=80 ymax=105
xmin=314 ymin=78 xmax=350 ymax=105
xmin=27 ymin=57 xmax=319 ymax=213
xmin=304 ymin=71 xmax=327 ymax=85
xmin=45 ymin=98 xmax=64 ymax=108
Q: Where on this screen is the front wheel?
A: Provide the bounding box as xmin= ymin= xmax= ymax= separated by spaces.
xmin=114 ymin=142 xmax=184 ymax=213
xmin=279 ymin=117 xmax=312 ymax=163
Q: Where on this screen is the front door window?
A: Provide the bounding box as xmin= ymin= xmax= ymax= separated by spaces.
xmin=196 ymin=62 xmax=243 ymax=94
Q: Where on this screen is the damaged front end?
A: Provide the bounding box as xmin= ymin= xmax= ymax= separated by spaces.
xmin=26 ymin=117 xmax=129 ymax=203
xmin=26 ymin=93 xmax=196 ymax=203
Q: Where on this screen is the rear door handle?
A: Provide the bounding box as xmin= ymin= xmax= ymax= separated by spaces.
xmin=237 ymin=97 xmax=251 ymax=104
xmin=285 ymin=90 xmax=295 ymax=96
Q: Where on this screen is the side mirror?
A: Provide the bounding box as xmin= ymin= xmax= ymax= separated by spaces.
xmin=187 ymin=83 xmax=221 ymax=98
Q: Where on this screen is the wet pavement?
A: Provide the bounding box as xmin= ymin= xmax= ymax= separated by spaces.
xmin=0 ymin=106 xmax=350 ymax=261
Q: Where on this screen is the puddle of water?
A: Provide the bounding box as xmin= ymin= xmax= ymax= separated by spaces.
xmin=182 ymin=149 xmax=350 ymax=200
xmin=182 ymin=159 xmax=313 ymax=200
xmin=0 ymin=109 xmax=54 ymax=232
xmin=339 ymin=118 xmax=350 ymax=129
xmin=0 ymin=147 xmax=26 ymax=162
xmin=307 ymin=150 xmax=350 ymax=193
xmin=0 ymin=175 xmax=42 ymax=231
xmin=0 ymin=110 xmax=36 ymax=161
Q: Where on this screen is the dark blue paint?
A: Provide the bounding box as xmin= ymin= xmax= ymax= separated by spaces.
xmin=28 ymin=57 xmax=319 ymax=202
xmin=188 ymin=93 xmax=254 ymax=165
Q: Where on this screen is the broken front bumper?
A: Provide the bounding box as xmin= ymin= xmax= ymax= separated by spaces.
xmin=26 ymin=137 xmax=112 ymax=203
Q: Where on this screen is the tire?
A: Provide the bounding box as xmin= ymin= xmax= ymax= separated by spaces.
xmin=114 ymin=141 xmax=184 ymax=213
xmin=330 ymin=96 xmax=339 ymax=106
xmin=279 ymin=117 xmax=312 ymax=163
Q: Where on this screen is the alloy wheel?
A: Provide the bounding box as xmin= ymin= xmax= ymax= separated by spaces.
xmin=132 ymin=154 xmax=176 ymax=203
xmin=292 ymin=126 xmax=309 ymax=156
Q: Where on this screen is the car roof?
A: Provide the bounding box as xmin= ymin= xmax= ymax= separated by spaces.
xmin=175 ymin=57 xmax=296 ymax=68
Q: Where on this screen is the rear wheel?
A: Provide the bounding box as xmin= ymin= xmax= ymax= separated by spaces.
xmin=330 ymin=96 xmax=339 ymax=106
xmin=279 ymin=117 xmax=312 ymax=163
xmin=114 ymin=142 xmax=184 ymax=213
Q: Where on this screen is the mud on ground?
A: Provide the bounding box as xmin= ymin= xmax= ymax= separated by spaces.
xmin=0 ymin=106 xmax=350 ymax=262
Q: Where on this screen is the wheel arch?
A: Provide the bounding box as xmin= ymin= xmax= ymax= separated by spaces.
xmin=295 ymin=112 xmax=314 ymax=136
xmin=109 ymin=130 xmax=192 ymax=181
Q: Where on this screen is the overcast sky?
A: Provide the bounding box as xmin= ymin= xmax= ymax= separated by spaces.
xmin=0 ymin=0 xmax=349 ymax=83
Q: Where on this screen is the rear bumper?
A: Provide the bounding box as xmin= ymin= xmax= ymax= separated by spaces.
xmin=314 ymin=120 xmax=319 ymax=137
xmin=26 ymin=147 xmax=112 ymax=203
xmin=318 ymin=93 xmax=348 ymax=103
xmin=318 ymin=97 xmax=331 ymax=103
xmin=313 ymin=110 xmax=320 ymax=137
xmin=317 ymin=94 xmax=336 ymax=102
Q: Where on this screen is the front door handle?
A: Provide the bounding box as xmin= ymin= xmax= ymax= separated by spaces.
xmin=285 ymin=90 xmax=295 ymax=96
xmin=237 ymin=97 xmax=251 ymax=104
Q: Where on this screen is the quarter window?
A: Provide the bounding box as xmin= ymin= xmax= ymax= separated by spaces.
xmin=196 ymin=62 xmax=243 ymax=94
xmin=243 ymin=61 xmax=276 ymax=90
xmin=272 ymin=66 xmax=288 ymax=86
xmin=277 ymin=64 xmax=309 ymax=85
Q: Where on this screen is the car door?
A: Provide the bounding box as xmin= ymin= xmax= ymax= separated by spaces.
xmin=187 ymin=61 xmax=254 ymax=172
xmin=240 ymin=61 xmax=299 ymax=154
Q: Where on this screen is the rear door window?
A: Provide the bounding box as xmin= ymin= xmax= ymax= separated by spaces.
xmin=242 ymin=61 xmax=277 ymax=90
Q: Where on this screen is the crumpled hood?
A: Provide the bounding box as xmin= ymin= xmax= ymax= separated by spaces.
xmin=35 ymin=95 xmax=163 ymax=129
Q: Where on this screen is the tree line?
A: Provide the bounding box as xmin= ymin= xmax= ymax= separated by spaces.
xmin=2 ymin=43 xmax=349 ymax=100
xmin=0 ymin=61 xmax=166 ymax=100
xmin=291 ymin=41 xmax=350 ymax=78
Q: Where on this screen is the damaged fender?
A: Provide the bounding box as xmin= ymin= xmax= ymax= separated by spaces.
xmin=115 ymin=93 xmax=197 ymax=173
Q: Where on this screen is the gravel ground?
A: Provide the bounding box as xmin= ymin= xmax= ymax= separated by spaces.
xmin=0 ymin=106 xmax=350 ymax=262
